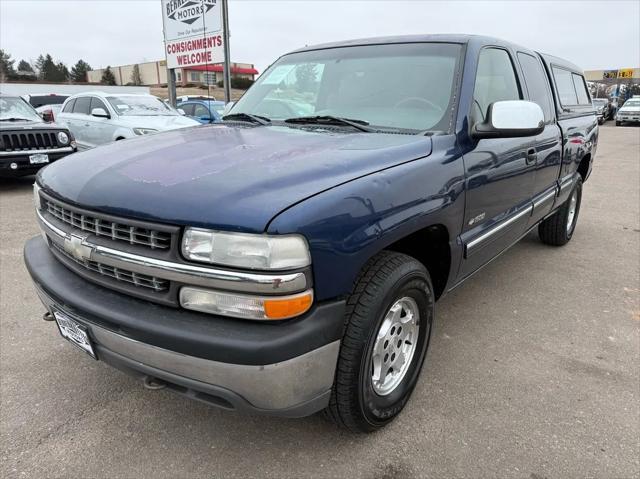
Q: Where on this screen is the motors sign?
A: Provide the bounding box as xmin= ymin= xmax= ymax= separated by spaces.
xmin=161 ymin=0 xmax=224 ymax=69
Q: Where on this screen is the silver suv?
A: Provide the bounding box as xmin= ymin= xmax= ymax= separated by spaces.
xmin=57 ymin=92 xmax=200 ymax=150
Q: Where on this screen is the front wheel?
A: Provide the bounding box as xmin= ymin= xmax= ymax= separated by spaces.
xmin=616 ymin=121 xmax=622 ymax=126
xmin=538 ymin=177 xmax=582 ymax=246
xmin=324 ymin=251 xmax=434 ymax=433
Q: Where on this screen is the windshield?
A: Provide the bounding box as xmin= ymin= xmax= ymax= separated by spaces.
xmin=592 ymin=99 xmax=607 ymax=106
xmin=231 ymin=42 xmax=463 ymax=132
xmin=0 ymin=96 xmax=42 ymax=121
xmin=106 ymin=96 xmax=178 ymax=116
xmin=622 ymin=100 xmax=640 ymax=108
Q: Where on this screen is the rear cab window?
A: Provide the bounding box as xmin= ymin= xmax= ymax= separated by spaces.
xmin=551 ymin=65 xmax=592 ymax=111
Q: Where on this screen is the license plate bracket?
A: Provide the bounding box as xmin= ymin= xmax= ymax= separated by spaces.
xmin=53 ymin=310 xmax=97 ymax=359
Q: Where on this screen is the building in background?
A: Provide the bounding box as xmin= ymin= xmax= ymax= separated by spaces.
xmin=87 ymin=60 xmax=258 ymax=86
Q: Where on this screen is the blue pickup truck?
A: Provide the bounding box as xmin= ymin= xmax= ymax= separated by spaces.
xmin=25 ymin=35 xmax=597 ymax=432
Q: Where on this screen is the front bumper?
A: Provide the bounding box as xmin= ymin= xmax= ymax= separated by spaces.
xmin=24 ymin=236 xmax=345 ymax=417
xmin=0 ymin=147 xmax=76 ymax=176
xmin=617 ymin=114 xmax=640 ymax=123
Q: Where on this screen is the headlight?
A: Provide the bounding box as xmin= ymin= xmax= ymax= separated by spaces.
xmin=180 ymin=287 xmax=313 ymax=320
xmin=133 ymin=128 xmax=157 ymax=135
xmin=57 ymin=131 xmax=69 ymax=144
xmin=182 ymin=228 xmax=311 ymax=270
xmin=33 ymin=182 xmax=42 ymax=210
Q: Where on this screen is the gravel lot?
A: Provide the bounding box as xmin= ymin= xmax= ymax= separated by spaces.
xmin=1 ymin=125 xmax=638 ymax=479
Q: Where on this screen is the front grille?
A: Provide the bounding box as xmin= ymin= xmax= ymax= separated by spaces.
xmin=1 ymin=131 xmax=60 ymax=151
xmin=51 ymin=242 xmax=169 ymax=292
xmin=42 ymin=197 xmax=172 ymax=250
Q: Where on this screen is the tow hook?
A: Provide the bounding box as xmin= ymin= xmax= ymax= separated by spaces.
xmin=43 ymin=312 xmax=54 ymax=322
xmin=143 ymin=376 xmax=167 ymax=390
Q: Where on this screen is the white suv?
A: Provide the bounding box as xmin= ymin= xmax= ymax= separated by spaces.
xmin=57 ymin=92 xmax=200 ymax=150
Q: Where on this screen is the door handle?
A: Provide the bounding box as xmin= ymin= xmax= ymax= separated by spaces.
xmin=526 ymin=148 xmax=537 ymax=164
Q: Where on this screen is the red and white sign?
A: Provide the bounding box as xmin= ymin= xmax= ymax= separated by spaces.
xmin=165 ymin=34 xmax=224 ymax=69
xmin=161 ymin=0 xmax=223 ymax=69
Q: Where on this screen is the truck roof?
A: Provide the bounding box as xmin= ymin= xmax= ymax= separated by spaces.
xmin=289 ymin=34 xmax=584 ymax=73
xmin=291 ymin=34 xmax=479 ymax=53
xmin=538 ymin=52 xmax=584 ymax=74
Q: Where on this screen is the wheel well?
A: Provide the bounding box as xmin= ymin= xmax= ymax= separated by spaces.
xmin=578 ymin=153 xmax=591 ymax=182
xmin=115 ymin=137 xmax=125 ymax=141
xmin=385 ymin=224 xmax=451 ymax=300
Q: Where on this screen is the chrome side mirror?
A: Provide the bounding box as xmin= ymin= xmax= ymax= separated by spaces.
xmin=473 ymin=100 xmax=544 ymax=139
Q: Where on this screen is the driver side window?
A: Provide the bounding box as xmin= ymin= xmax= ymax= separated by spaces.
xmin=472 ymin=48 xmax=521 ymax=125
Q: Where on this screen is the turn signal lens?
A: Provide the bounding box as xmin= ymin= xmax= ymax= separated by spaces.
xmin=264 ymin=293 xmax=314 ymax=320
xmin=180 ymin=287 xmax=313 ymax=320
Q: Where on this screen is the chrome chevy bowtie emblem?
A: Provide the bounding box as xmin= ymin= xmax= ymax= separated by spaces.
xmin=64 ymin=233 xmax=93 ymax=261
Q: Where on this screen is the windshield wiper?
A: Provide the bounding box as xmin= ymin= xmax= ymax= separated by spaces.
xmin=0 ymin=117 xmax=31 ymax=122
xmin=284 ymin=115 xmax=375 ymax=132
xmin=222 ymin=112 xmax=271 ymax=125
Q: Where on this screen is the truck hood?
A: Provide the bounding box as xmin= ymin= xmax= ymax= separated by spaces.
xmin=115 ymin=114 xmax=200 ymax=130
xmin=38 ymin=124 xmax=432 ymax=232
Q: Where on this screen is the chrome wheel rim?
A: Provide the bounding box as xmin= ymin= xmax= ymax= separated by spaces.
xmin=566 ymin=190 xmax=578 ymax=234
xmin=371 ymin=297 xmax=419 ymax=396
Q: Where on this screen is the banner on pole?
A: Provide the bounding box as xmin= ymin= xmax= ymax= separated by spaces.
xmin=162 ymin=0 xmax=224 ymax=69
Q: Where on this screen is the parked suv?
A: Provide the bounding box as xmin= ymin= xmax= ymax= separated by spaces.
xmin=25 ymin=35 xmax=597 ymax=432
xmin=0 ymin=95 xmax=76 ymax=177
xmin=57 ymin=92 xmax=199 ymax=150
xmin=616 ymin=96 xmax=640 ymax=126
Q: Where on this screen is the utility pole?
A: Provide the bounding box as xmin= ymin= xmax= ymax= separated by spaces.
xmin=221 ymin=0 xmax=232 ymax=103
xmin=167 ymin=68 xmax=177 ymax=107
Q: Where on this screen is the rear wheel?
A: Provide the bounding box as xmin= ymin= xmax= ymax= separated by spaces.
xmin=538 ymin=177 xmax=582 ymax=246
xmin=616 ymin=121 xmax=622 ymax=126
xmin=324 ymin=251 xmax=434 ymax=433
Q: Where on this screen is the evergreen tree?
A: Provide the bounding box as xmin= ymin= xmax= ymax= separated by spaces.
xmin=34 ymin=54 xmax=45 ymax=78
xmin=40 ymin=54 xmax=58 ymax=81
xmin=101 ymin=66 xmax=117 ymax=85
xmin=56 ymin=62 xmax=70 ymax=82
xmin=0 ymin=49 xmax=16 ymax=81
xmin=17 ymin=60 xmax=34 ymax=73
xmin=70 ymin=59 xmax=92 ymax=83
xmin=130 ymin=64 xmax=142 ymax=85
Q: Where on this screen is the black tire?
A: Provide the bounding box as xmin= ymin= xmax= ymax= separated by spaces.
xmin=616 ymin=121 xmax=621 ymax=126
xmin=538 ymin=177 xmax=582 ymax=246
xmin=324 ymin=251 xmax=434 ymax=433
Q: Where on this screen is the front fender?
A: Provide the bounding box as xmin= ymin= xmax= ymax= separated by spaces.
xmin=112 ymin=126 xmax=135 ymax=141
xmin=267 ymin=135 xmax=465 ymax=301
